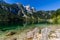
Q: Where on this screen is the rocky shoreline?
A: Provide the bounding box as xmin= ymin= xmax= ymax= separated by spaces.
xmin=0 ymin=25 xmax=60 ymax=40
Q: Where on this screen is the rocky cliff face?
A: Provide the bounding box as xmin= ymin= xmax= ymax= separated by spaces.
xmin=0 ymin=0 xmax=37 ymax=25
xmin=0 ymin=0 xmax=35 ymax=15
xmin=0 ymin=0 xmax=53 ymax=24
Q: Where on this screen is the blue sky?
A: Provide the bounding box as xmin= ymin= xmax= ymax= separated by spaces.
xmin=4 ymin=0 xmax=60 ymax=11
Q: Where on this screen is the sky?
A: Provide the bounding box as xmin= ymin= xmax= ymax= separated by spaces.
xmin=4 ymin=0 xmax=60 ymax=11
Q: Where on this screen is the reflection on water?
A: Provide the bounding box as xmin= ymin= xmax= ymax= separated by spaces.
xmin=0 ymin=21 xmax=60 ymax=40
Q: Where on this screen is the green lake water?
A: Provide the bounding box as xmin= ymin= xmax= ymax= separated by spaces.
xmin=0 ymin=23 xmax=59 ymax=37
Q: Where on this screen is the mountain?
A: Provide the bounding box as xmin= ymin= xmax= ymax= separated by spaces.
xmin=0 ymin=0 xmax=57 ymax=24
xmin=0 ymin=0 xmax=36 ymax=25
xmin=0 ymin=0 xmax=36 ymax=15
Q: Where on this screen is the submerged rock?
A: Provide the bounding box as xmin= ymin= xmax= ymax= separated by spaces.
xmin=6 ymin=31 xmax=16 ymax=36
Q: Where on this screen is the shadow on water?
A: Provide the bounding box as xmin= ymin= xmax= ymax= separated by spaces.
xmin=0 ymin=21 xmax=53 ymax=32
xmin=0 ymin=21 xmax=23 ymax=32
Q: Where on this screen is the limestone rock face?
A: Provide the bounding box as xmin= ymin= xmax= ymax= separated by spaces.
xmin=26 ymin=27 xmax=40 ymax=40
xmin=33 ymin=33 xmax=42 ymax=40
xmin=55 ymin=29 xmax=60 ymax=38
xmin=26 ymin=31 xmax=33 ymax=39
